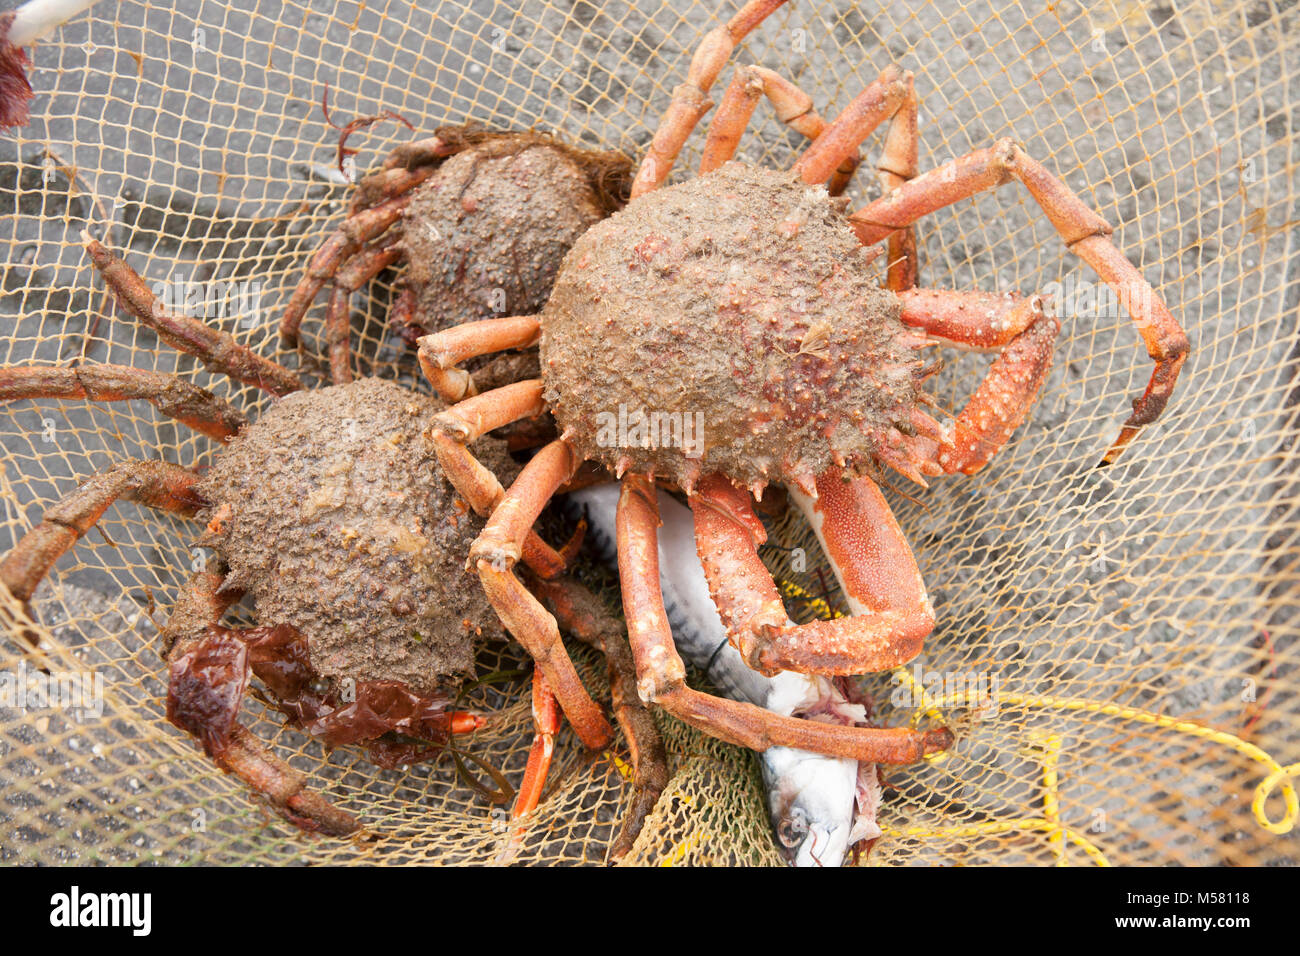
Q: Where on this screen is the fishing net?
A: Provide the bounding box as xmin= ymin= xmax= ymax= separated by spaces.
xmin=1 ymin=0 xmax=1296 ymax=866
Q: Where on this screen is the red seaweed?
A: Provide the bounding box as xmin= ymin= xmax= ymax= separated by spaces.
xmin=167 ymin=623 xmax=467 ymax=769
xmin=166 ymin=631 xmax=250 ymax=758
xmin=0 ymin=14 xmax=34 ymax=129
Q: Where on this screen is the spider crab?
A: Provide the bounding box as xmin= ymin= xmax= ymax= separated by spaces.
xmin=0 ymin=235 xmax=665 ymax=850
xmin=278 ymin=124 xmax=631 ymax=374
xmin=417 ymin=0 xmax=1189 ymax=773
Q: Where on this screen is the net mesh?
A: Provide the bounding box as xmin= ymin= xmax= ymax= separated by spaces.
xmin=1 ymin=0 xmax=1296 ymax=866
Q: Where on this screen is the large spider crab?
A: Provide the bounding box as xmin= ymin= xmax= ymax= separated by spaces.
xmin=0 ymin=236 xmax=665 ymax=850
xmin=417 ymin=0 xmax=1189 ymax=772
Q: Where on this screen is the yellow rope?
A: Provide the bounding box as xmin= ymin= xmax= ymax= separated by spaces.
xmin=658 ymin=819 xmax=704 ymax=866
xmin=906 ymin=687 xmax=1299 ymax=837
xmin=879 ymin=818 xmax=1112 ymax=867
xmin=879 ymin=727 xmax=1110 ymax=865
xmin=768 ymin=575 xmax=1298 ymax=865
xmin=774 ymin=577 xmax=843 ymax=622
xmin=610 ymin=752 xmax=635 ymax=783
xmin=1023 ymin=731 xmax=1066 ymax=865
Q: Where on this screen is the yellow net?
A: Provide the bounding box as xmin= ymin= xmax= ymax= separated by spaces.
xmin=1 ymin=0 xmax=1296 ymax=866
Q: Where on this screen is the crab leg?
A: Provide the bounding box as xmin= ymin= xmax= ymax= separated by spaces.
xmin=0 ymin=460 xmax=204 ymax=611
xmin=631 ymin=0 xmax=791 ymax=197
xmin=84 ymin=236 xmax=302 ymax=396
xmin=427 ymin=379 xmax=546 ymax=493
xmin=389 ymin=285 xmax=422 ymax=347
xmin=849 ymin=138 xmax=1190 ymax=462
xmin=789 ymin=470 xmax=932 ymax=623
xmin=691 ymin=473 xmax=934 ymax=677
xmin=163 ymin=568 xmax=361 ymax=836
xmin=700 ymin=65 xmax=860 ymax=194
xmin=510 ymin=668 xmax=561 ymax=819
xmin=324 ymin=287 xmax=354 ymax=384
xmin=618 ymin=473 xmax=950 ymax=762
xmin=871 ymin=307 xmax=1059 ymax=483
xmin=278 ymin=194 xmax=412 ymax=351
xmin=292 ymin=135 xmax=456 ymax=348
xmin=427 ymin=380 xmax=575 ymax=577
xmin=927 ymin=310 xmax=1060 ymax=475
xmin=531 ymin=572 xmax=668 ymax=861
xmin=422 ymin=334 xmax=578 ymax=573
xmin=381 ymin=134 xmax=461 ymax=172
xmin=280 ymin=141 xmax=449 ymax=353
xmin=468 ymin=440 xmax=613 ymax=750
xmin=896 ymin=288 xmax=1047 ymax=351
xmin=0 ymin=363 xmax=246 ymax=442
xmin=791 ymin=65 xmax=919 ymax=291
xmin=210 ymin=722 xmax=361 ymax=836
xmin=349 ymin=163 xmax=438 ymax=213
xmin=319 ymin=238 xmax=404 ymax=384
xmin=501 ymin=573 xmax=667 ymax=861
xmin=417 ymin=315 xmax=541 ymax=402
xmin=334 ymin=234 xmax=403 ymax=291
xmin=877 ymin=77 xmax=920 ymax=293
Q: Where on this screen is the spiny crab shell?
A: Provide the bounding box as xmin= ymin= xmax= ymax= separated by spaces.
xmin=397 ymin=129 xmax=631 ymax=334
xmin=195 ymin=377 xmax=514 ymax=699
xmin=540 ymin=162 xmax=929 ymax=492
